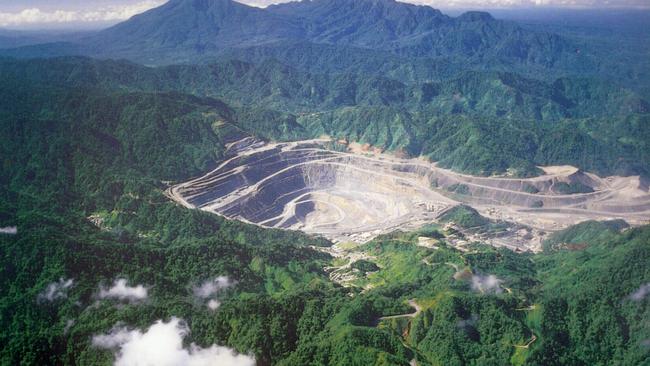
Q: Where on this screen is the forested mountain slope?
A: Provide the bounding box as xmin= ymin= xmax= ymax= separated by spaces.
xmin=0 ymin=81 xmax=335 ymax=364
xmin=0 ymin=3 xmax=647 ymax=364
xmin=2 ymin=56 xmax=647 ymax=177
xmin=0 ymin=76 xmax=648 ymax=365
xmin=3 ymin=0 xmax=642 ymax=89
xmin=0 ymin=41 xmax=650 ymax=366
xmin=2 ymin=57 xmax=645 ymax=119
xmin=84 ymin=0 xmax=580 ymax=69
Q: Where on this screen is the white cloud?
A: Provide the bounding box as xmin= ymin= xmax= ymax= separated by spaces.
xmin=99 ymin=278 xmax=148 ymax=302
xmin=0 ymin=226 xmax=17 ymax=235
xmin=239 ymin=0 xmax=286 ymax=7
xmin=193 ymin=276 xmax=233 ymax=299
xmin=471 ymin=274 xmax=503 ymax=294
xmin=207 ymin=299 xmax=221 ymax=310
xmin=64 ymin=319 xmax=76 ymax=334
xmin=92 ymin=325 xmax=135 ymax=349
xmin=193 ymin=276 xmax=234 ymax=310
xmin=628 ymin=283 xmax=650 ymax=301
xmin=93 ymin=317 xmax=255 ymax=366
xmin=456 ymin=314 xmax=479 ymax=328
xmin=38 ymin=278 xmax=74 ymax=302
xmin=0 ymin=1 xmax=165 ymax=27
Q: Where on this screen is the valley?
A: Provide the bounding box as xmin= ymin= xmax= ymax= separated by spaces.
xmin=169 ymin=136 xmax=650 ymax=252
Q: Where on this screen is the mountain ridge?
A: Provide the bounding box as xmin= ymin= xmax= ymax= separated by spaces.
xmin=1 ymin=56 xmax=644 ymax=121
xmin=0 ymin=0 xmax=588 ymax=80
xmin=88 ymin=0 xmax=573 ymax=62
xmin=2 ymin=56 xmax=647 ymax=177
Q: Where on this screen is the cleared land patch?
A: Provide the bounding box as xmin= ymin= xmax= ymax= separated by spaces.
xmin=168 ymin=138 xmax=650 ymax=251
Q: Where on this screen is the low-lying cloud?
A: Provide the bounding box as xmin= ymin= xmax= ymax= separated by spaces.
xmin=194 ymin=276 xmax=233 ymax=299
xmin=92 ymin=324 xmax=134 ymax=349
xmin=471 ymin=274 xmax=503 ymax=294
xmin=0 ymin=1 xmax=165 ymax=28
xmin=628 ymin=283 xmax=650 ymax=301
xmin=0 ymin=226 xmax=17 ymax=235
xmin=93 ymin=317 xmax=255 ymax=366
xmin=99 ymin=278 xmax=148 ymax=302
xmin=193 ymin=276 xmax=233 ymax=310
xmin=456 ymin=314 xmax=479 ymax=329
xmin=207 ymin=299 xmax=221 ymax=310
xmin=38 ymin=278 xmax=74 ymax=302
xmin=64 ymin=319 xmax=76 ymax=334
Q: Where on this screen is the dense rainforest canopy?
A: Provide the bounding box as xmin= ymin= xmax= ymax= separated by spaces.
xmin=0 ymin=0 xmax=649 ymax=364
xmin=0 ymin=63 xmax=648 ymax=364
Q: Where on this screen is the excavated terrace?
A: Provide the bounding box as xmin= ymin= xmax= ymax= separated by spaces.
xmin=168 ymin=138 xmax=650 ymax=250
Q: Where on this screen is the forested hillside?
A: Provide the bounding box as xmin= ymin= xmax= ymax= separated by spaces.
xmin=0 ymin=81 xmax=337 ymax=364
xmin=0 ymin=2 xmax=648 ymax=364
xmin=0 ymin=67 xmax=648 ymax=365
xmin=2 ymin=57 xmax=648 ymax=177
xmin=2 ymin=0 xmax=648 ymax=92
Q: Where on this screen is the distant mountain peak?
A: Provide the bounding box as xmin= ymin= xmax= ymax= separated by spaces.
xmin=167 ymin=0 xmax=252 ymax=11
xmin=38 ymin=0 xmax=578 ymax=74
xmin=268 ymin=0 xmax=445 ymax=17
xmin=169 ymin=0 xmax=236 ymax=4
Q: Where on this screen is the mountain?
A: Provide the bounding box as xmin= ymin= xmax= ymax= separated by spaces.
xmin=86 ymin=0 xmax=300 ymax=63
xmin=266 ymin=0 xmax=450 ymax=47
xmin=4 ymin=0 xmax=648 ymax=92
xmin=1 ymin=5 xmax=649 ymax=365
xmin=266 ymin=0 xmax=568 ymax=64
xmin=3 ymin=57 xmax=645 ymax=121
xmin=2 ymin=56 xmax=647 ymax=177
xmin=0 ymin=68 xmax=650 ymax=366
xmin=86 ymin=0 xmax=580 ymax=68
xmin=0 ymin=31 xmax=53 ymax=50
xmin=0 ymin=30 xmax=94 ymax=50
xmin=0 ymin=0 xmax=596 ymax=82
xmin=1 ymin=68 xmax=649 ymax=365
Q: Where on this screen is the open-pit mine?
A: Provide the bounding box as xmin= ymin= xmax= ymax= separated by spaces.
xmin=168 ymin=137 xmax=650 ymax=251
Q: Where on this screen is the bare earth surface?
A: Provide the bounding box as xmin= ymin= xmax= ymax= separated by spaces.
xmin=168 ymin=137 xmax=650 ymax=251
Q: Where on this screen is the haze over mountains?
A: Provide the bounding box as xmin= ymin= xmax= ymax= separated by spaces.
xmin=2 ymin=0 xmax=648 ymax=97
xmin=0 ymin=0 xmax=599 ymax=77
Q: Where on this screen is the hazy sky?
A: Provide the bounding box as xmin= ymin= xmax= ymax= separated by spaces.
xmin=1 ymin=0 xmax=648 ymax=29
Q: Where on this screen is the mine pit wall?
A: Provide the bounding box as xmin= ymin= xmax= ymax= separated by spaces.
xmin=201 ymin=153 xmax=437 ymax=226
xmin=220 ymin=168 xmax=313 ymax=223
xmin=294 ymin=201 xmax=316 ymax=224
xmin=185 ymin=147 xmax=614 ymax=222
xmin=385 ymin=162 xmax=596 ymax=197
xmin=302 ymin=162 xmax=340 ymax=188
xmin=182 ymin=147 xmax=316 ymax=207
xmin=417 ymin=168 xmax=613 ymax=209
xmin=589 ymin=200 xmax=650 ymax=213
xmin=217 ymin=162 xmax=366 ymax=225
xmin=173 ymin=140 xmax=650 ymax=236
xmin=449 ymin=185 xmax=605 ymax=208
xmin=422 ymin=167 xmax=603 ymax=195
xmin=313 ymin=158 xmax=435 ymax=197
xmin=188 ymin=174 xmax=250 ymax=207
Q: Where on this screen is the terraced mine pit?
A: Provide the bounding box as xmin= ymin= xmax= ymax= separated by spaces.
xmin=168 ymin=137 xmax=650 ymax=251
